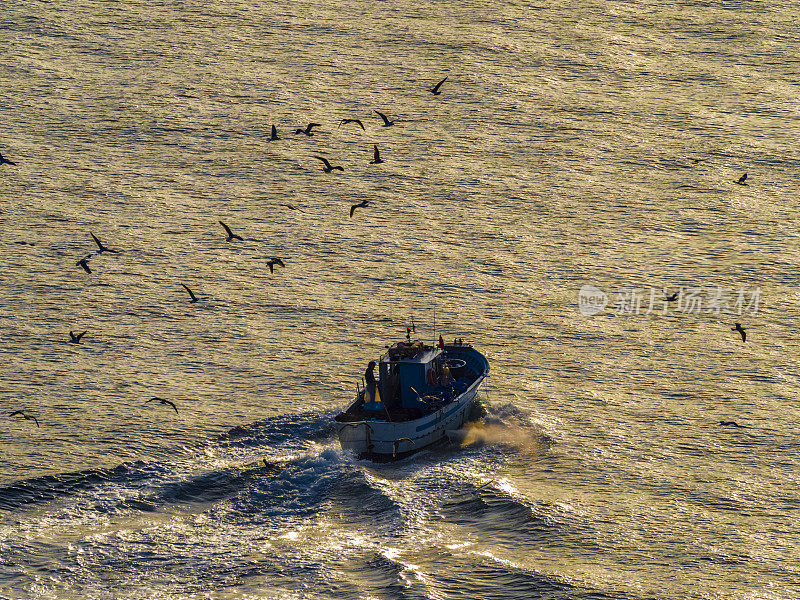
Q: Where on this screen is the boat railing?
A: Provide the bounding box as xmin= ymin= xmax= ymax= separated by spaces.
xmin=392 ymin=437 xmax=414 ymax=458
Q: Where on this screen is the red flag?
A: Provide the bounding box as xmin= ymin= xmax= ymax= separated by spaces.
xmin=438 ymin=335 xmax=444 ymax=350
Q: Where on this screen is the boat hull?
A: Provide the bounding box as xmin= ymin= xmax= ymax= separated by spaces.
xmin=336 ymin=366 xmax=485 ymax=461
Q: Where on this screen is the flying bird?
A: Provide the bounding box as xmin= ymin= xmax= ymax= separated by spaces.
xmin=350 ymin=200 xmax=369 ymax=218
xmin=69 ymin=330 xmax=86 ymax=344
xmin=340 ymin=118 xmax=365 ymax=130
xmin=280 ymin=203 xmax=305 ymax=212
xmin=0 ymin=152 xmax=17 ymax=166
xmin=76 ymin=256 xmax=92 ymax=273
xmin=731 ymin=323 xmax=746 ymax=342
xmin=268 ymin=124 xmax=279 ymax=141
xmin=369 ymin=145 xmax=383 ymax=164
xmin=374 ymin=110 xmax=394 ymax=127
xmin=294 ymin=123 xmax=321 ymax=135
xmin=90 ymin=232 xmax=116 ymax=253
xmin=313 ymin=156 xmax=344 ymax=173
xmin=219 ymin=221 xmax=243 ymax=242
xmin=181 ymin=284 xmax=199 ymax=303
xmin=9 ymin=410 xmax=39 ymax=428
xmin=719 ymin=421 xmax=745 ymax=428
xmin=735 ymin=173 xmax=748 ymax=185
xmin=147 ymin=397 xmax=178 ymax=414
xmin=665 ymin=291 xmax=679 ymax=301
xmin=429 ymin=76 xmax=448 ymax=95
xmin=266 ymin=257 xmax=285 ymax=274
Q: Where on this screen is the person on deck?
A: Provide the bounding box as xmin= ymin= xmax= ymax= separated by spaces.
xmin=365 ymin=360 xmax=377 ymax=403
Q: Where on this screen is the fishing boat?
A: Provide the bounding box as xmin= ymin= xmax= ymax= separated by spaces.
xmin=334 ymin=337 xmax=490 ymax=461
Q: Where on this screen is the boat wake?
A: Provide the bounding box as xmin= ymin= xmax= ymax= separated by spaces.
xmin=0 ymin=407 xmax=631 ymax=600
xmin=449 ymin=402 xmax=554 ymax=455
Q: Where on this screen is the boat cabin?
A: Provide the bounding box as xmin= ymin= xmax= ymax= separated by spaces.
xmin=336 ymin=339 xmax=476 ymax=423
xmin=378 ymin=341 xmax=445 ymax=412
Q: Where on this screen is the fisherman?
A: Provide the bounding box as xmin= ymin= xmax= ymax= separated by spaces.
xmin=386 ymin=364 xmax=401 ymax=410
xmin=441 ymin=363 xmax=453 ymax=385
xmin=365 ymin=360 xmax=378 ymax=403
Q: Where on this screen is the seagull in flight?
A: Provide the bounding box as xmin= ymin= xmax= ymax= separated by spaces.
xmin=735 ymin=173 xmax=748 ymax=185
xmin=719 ymin=421 xmax=745 ymax=428
xmin=219 ymin=221 xmax=243 ymax=242
xmin=429 ymin=76 xmax=448 ymax=95
xmin=340 ymin=118 xmax=365 ymax=130
xmin=374 ymin=110 xmax=394 ymax=127
xmin=268 ymin=124 xmax=279 ymax=141
xmin=69 ymin=330 xmax=86 ymax=344
xmin=147 ymin=397 xmax=178 ymax=414
xmin=76 ymin=255 xmax=92 ymax=274
xmin=313 ymin=156 xmax=344 ymax=173
xmin=181 ymin=284 xmax=199 ymax=303
xmin=665 ymin=291 xmax=679 ymax=301
xmin=9 ymin=410 xmax=39 ymax=427
xmin=294 ymin=123 xmax=321 ymax=136
xmin=0 ymin=152 xmax=17 ymax=166
xmin=266 ymin=257 xmax=285 ymax=274
xmin=731 ymin=323 xmax=746 ymax=342
xmin=280 ymin=203 xmax=305 ymax=213
xmin=369 ymin=145 xmax=383 ymax=164
xmin=90 ymin=232 xmax=117 ymax=254
xmin=350 ymin=200 xmax=369 ymax=218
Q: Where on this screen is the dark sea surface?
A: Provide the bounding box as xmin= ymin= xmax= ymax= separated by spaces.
xmin=2 ymin=0 xmax=799 ymax=598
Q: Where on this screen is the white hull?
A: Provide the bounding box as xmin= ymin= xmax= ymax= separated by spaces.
xmin=336 ymin=380 xmax=482 ymax=460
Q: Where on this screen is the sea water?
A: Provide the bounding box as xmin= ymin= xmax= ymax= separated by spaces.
xmin=1 ymin=1 xmax=799 ymax=598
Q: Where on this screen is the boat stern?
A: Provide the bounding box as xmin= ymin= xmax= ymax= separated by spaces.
xmin=335 ymin=421 xmax=373 ymax=454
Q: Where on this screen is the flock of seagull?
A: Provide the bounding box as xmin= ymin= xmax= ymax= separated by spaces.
xmin=3 ymin=75 xmax=453 ymax=429
xmin=1 ymin=72 xmax=755 ymax=433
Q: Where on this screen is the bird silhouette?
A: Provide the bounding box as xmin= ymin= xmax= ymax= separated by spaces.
xmin=350 ymin=200 xmax=369 ymax=218
xmin=665 ymin=291 xmax=679 ymax=301
xmin=147 ymin=397 xmax=178 ymax=414
xmin=76 ymin=256 xmax=92 ymax=274
xmin=69 ymin=330 xmax=86 ymax=344
xmin=268 ymin=124 xmax=279 ymax=141
xmin=369 ymin=145 xmax=383 ymax=164
xmin=181 ymin=284 xmax=199 ymax=303
xmin=374 ymin=110 xmax=394 ymax=127
xmin=294 ymin=123 xmax=321 ymax=135
xmin=0 ymin=152 xmax=17 ymax=166
xmin=732 ymin=323 xmax=746 ymax=342
xmin=219 ymin=221 xmax=243 ymax=242
xmin=9 ymin=410 xmax=39 ymax=427
xmin=313 ymin=156 xmax=344 ymax=173
xmin=340 ymin=118 xmax=365 ymax=130
xmin=266 ymin=257 xmax=285 ymax=274
xmin=735 ymin=173 xmax=748 ymax=185
xmin=719 ymin=421 xmax=745 ymax=428
xmin=90 ymin=232 xmax=117 ymax=253
xmin=280 ymin=203 xmax=305 ymax=213
xmin=429 ymin=76 xmax=448 ymax=95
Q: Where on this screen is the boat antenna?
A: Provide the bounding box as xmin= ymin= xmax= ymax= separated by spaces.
xmin=432 ymin=306 xmax=436 ymax=346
